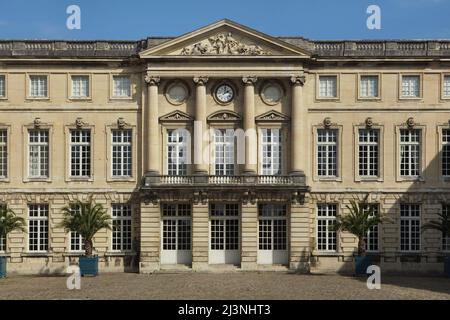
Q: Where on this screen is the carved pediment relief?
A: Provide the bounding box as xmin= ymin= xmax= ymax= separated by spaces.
xmin=255 ymin=110 xmax=290 ymax=123
xmin=159 ymin=110 xmax=194 ymax=123
xmin=207 ymin=110 xmax=242 ymax=123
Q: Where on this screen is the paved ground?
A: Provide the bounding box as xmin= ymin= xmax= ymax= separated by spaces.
xmin=0 ymin=272 xmax=449 ymax=300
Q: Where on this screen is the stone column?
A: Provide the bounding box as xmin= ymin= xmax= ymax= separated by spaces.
xmin=242 ymin=76 xmax=258 ymax=175
xmin=144 ymin=75 xmax=160 ymax=176
xmin=290 ymin=76 xmax=306 ymax=179
xmin=193 ymin=77 xmax=209 ymax=176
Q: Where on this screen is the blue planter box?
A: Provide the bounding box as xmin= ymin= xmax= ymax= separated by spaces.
xmin=79 ymin=256 xmax=98 ymax=277
xmin=445 ymin=256 xmax=450 ymax=278
xmin=0 ymin=256 xmax=6 ymax=278
xmin=355 ymin=255 xmax=373 ymax=275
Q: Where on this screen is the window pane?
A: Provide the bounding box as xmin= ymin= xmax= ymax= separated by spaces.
xmin=317 ymin=204 xmax=337 ymax=251
xmin=28 ymin=130 xmax=49 ymax=178
xmin=71 ymin=75 xmax=89 ymax=98
xmin=0 ymin=75 xmax=5 ymax=97
xmin=360 ymin=75 xmax=378 ymax=98
xmin=358 ymin=129 xmax=379 ymax=177
xmin=319 ymin=76 xmax=337 ymax=98
xmin=113 ymin=76 xmax=131 ymax=97
xmin=70 ymin=130 xmax=91 ymax=177
xmin=0 ymin=130 xmax=7 ymax=178
xmin=112 ymin=130 xmax=132 ymax=177
xmin=317 ymin=129 xmax=337 ymax=177
xmin=401 ymin=75 xmax=420 ymax=97
xmin=261 ymin=128 xmax=282 ymax=175
xmin=30 ymin=76 xmax=48 ymax=98
xmin=443 ymin=76 xmax=450 ymax=97
xmin=400 ymin=129 xmax=421 ymax=177
xmin=400 ymin=204 xmax=421 ymax=252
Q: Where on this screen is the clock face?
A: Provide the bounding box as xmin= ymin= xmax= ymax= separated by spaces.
xmin=215 ymin=84 xmax=234 ymax=103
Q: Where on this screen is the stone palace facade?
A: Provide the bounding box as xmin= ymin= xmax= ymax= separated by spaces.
xmin=0 ymin=20 xmax=449 ymax=274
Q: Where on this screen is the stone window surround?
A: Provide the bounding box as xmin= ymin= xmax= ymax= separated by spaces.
xmin=353 ymin=124 xmax=384 ymax=182
xmin=109 ymin=203 xmax=134 ymax=253
xmin=257 ymin=123 xmax=289 ymax=176
xmin=398 ymin=203 xmax=422 ymax=253
xmin=109 ymin=73 xmax=133 ymax=101
xmin=22 ymin=122 xmax=53 ymax=183
xmin=26 ymin=203 xmax=50 ymax=254
xmin=395 ymin=124 xmax=426 ymax=183
xmin=437 ymin=124 xmax=450 ymax=182
xmin=313 ymin=202 xmax=339 ymax=255
xmin=312 ymin=124 xmax=343 ymax=182
xmin=208 ymin=123 xmax=240 ymax=176
xmin=64 ymin=123 xmax=95 ymax=182
xmin=398 ymin=73 xmax=423 ymax=100
xmin=105 ymin=122 xmax=137 ymax=183
xmin=68 ymin=73 xmax=92 ymax=101
xmin=0 ymin=73 xmax=8 ymax=100
xmin=315 ymin=73 xmax=340 ymax=101
xmin=440 ymin=73 xmax=450 ymax=101
xmin=162 ymin=124 xmax=192 ymax=176
xmin=357 ymin=73 xmax=382 ymax=101
xmin=0 ymin=124 xmax=11 ymax=183
xmin=26 ymin=73 xmax=50 ymax=100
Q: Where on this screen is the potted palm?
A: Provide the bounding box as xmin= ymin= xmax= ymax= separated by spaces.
xmin=0 ymin=206 xmax=26 ymax=278
xmin=334 ymin=197 xmax=383 ymax=275
xmin=60 ymin=198 xmax=111 ymax=276
xmin=422 ymin=207 xmax=450 ymax=277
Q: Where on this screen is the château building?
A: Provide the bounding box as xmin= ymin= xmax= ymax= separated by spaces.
xmin=1 ymin=20 xmax=449 ymax=274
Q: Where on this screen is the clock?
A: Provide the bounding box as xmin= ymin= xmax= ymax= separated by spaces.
xmin=215 ymin=84 xmax=234 ymax=104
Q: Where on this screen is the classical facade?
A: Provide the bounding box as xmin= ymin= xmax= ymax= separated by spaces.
xmin=1 ymin=20 xmax=450 ymax=274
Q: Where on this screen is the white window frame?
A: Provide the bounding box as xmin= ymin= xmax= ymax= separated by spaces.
xmin=260 ymin=128 xmax=282 ymax=176
xmin=28 ymin=129 xmax=49 ymax=179
xmin=28 ymin=204 xmax=49 ymax=253
xmin=358 ymin=128 xmax=380 ymax=179
xmin=69 ymin=129 xmax=91 ymax=178
xmin=0 ymin=204 xmax=6 ymax=252
xmin=28 ymin=74 xmax=49 ymax=99
xmin=399 ymin=129 xmax=421 ymax=178
xmin=442 ymin=74 xmax=450 ymax=100
xmin=111 ymin=129 xmax=132 ymax=178
xmin=111 ymin=204 xmax=132 ymax=252
xmin=317 ymin=74 xmax=339 ymax=99
xmin=213 ymin=128 xmax=235 ymax=176
xmin=111 ymin=75 xmax=132 ymax=99
xmin=166 ymin=129 xmax=190 ymax=176
xmin=316 ymin=204 xmax=337 ymax=252
xmin=316 ymin=128 xmax=338 ymax=179
xmin=400 ymin=74 xmax=422 ymax=99
xmin=363 ymin=204 xmax=380 ymax=253
xmin=358 ymin=74 xmax=380 ymax=100
xmin=400 ymin=204 xmax=421 ymax=252
xmin=0 ymin=129 xmax=8 ymax=179
xmin=70 ymin=74 xmax=91 ymax=99
xmin=442 ymin=128 xmax=450 ymax=178
xmin=0 ymin=74 xmax=7 ymax=99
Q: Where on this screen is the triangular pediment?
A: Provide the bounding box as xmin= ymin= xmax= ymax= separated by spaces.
xmin=140 ymin=19 xmax=310 ymax=57
xmin=255 ymin=110 xmax=290 ymax=122
xmin=207 ymin=110 xmax=242 ymax=123
xmin=159 ymin=110 xmax=194 ymax=123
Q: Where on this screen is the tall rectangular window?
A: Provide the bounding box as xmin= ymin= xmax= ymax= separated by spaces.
xmin=0 ymin=75 xmax=5 ymax=98
xmin=317 ymin=204 xmax=337 ymax=251
xmin=360 ymin=75 xmax=379 ymax=98
xmin=68 ymin=204 xmax=84 ymax=252
xmin=210 ymin=203 xmax=239 ymax=251
xmin=167 ymin=129 xmax=188 ymax=176
xmin=318 ymin=75 xmax=337 ymax=98
xmin=214 ymin=129 xmax=235 ymax=176
xmin=28 ymin=130 xmax=49 ymax=178
xmin=442 ymin=129 xmax=450 ymax=177
xmin=401 ymin=75 xmax=420 ymax=98
xmin=444 ymin=75 xmax=450 ymax=98
xmin=29 ymin=75 xmax=48 ymax=98
xmin=112 ymin=130 xmax=132 ymax=177
xmin=442 ymin=205 xmax=450 ymax=251
xmin=112 ymin=204 xmax=132 ymax=252
xmin=400 ymin=204 xmax=420 ymax=252
xmin=400 ymin=129 xmax=421 ymax=177
xmin=358 ymin=129 xmax=379 ymax=178
xmin=0 ymin=204 xmax=5 ymax=252
xmin=261 ymin=128 xmax=282 ymax=175
xmin=71 ymin=75 xmax=89 ymax=98
xmin=113 ymin=76 xmax=131 ymax=98
xmin=363 ymin=204 xmax=379 ymax=252
xmin=28 ymin=204 xmax=49 ymax=252
xmin=161 ymin=203 xmax=191 ymax=251
xmin=70 ymin=129 xmax=91 ymax=177
xmin=0 ymin=130 xmax=7 ymax=178
xmin=258 ymin=204 xmax=287 ymax=251
xmin=317 ymin=129 xmax=337 ymax=177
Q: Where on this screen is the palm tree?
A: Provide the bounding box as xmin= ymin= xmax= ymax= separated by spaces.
xmin=334 ymin=196 xmax=383 ymax=256
xmin=60 ymin=198 xmax=111 ymax=257
xmin=422 ymin=207 xmax=450 ymax=252
xmin=0 ymin=206 xmax=26 ymax=250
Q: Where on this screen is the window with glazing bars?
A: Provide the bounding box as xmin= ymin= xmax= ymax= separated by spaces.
xmin=0 ymin=75 xmax=5 ymax=97
xmin=358 ymin=129 xmax=379 ymax=177
xmin=401 ymin=75 xmax=420 ymax=98
xmin=112 ymin=130 xmax=132 ymax=177
xmin=67 ymin=204 xmax=84 ymax=252
xmin=0 ymin=130 xmax=7 ymax=178
xmin=71 ymin=75 xmax=89 ymax=98
xmin=400 ymin=129 xmax=421 ymax=177
xmin=161 ymin=204 xmax=191 ymax=251
xmin=319 ymin=75 xmax=337 ymax=98
xmin=214 ymin=129 xmax=235 ymax=176
xmin=167 ymin=129 xmax=188 ymax=176
xmin=261 ymin=128 xmax=282 ymax=175
xmin=28 ymin=130 xmax=49 ymax=178
xmin=442 ymin=129 xmax=450 ymax=177
xmin=360 ymin=75 xmax=379 ymax=98
xmin=112 ymin=204 xmax=132 ymax=251
xmin=362 ymin=204 xmax=380 ymax=252
xmin=210 ymin=203 xmax=239 ymax=251
xmin=317 ymin=129 xmax=337 ymax=177
xmin=29 ymin=75 xmax=48 ymax=98
xmin=70 ymin=129 xmax=91 ymax=177
xmin=258 ymin=204 xmax=287 ymax=251
xmin=400 ymin=204 xmax=421 ymax=252
xmin=28 ymin=204 xmax=48 ymax=252
xmin=0 ymin=204 xmax=5 ymax=251
xmin=113 ymin=76 xmax=131 ymax=98
xmin=317 ymin=204 xmax=337 ymax=251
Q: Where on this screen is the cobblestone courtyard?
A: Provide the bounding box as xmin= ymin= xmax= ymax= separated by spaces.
xmin=0 ymin=272 xmax=449 ymax=300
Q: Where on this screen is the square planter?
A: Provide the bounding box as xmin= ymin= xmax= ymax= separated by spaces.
xmin=79 ymin=256 xmax=98 ymax=277
xmin=444 ymin=256 xmax=450 ymax=278
xmin=355 ymin=255 xmax=373 ymax=275
xmin=0 ymin=256 xmax=6 ymax=278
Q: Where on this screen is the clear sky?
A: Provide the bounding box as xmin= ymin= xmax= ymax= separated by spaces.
xmin=0 ymin=0 xmax=449 ymax=40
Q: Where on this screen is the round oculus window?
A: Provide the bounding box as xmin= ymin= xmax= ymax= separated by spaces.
xmin=261 ymin=84 xmax=283 ymax=105
xmin=166 ymin=83 xmax=188 ymax=104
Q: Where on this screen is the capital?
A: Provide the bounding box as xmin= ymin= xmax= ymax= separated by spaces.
xmin=144 ymin=75 xmax=160 ymax=86
xmin=193 ymin=76 xmax=209 ymax=86
xmin=290 ymin=75 xmax=306 ymax=86
xmin=242 ymin=76 xmax=258 ymax=85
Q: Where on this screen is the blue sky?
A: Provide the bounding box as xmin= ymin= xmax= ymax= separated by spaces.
xmin=0 ymin=0 xmax=449 ymax=40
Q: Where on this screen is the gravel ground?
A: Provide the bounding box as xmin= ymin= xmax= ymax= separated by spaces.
xmin=0 ymin=272 xmax=449 ymax=300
